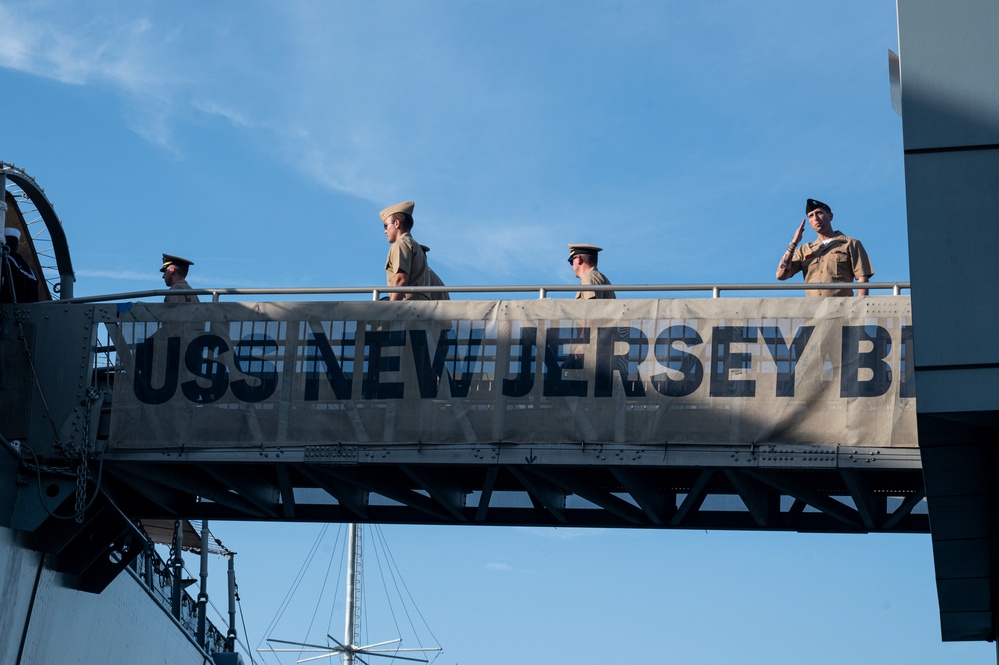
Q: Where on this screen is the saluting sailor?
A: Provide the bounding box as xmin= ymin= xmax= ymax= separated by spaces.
xmin=568 ymin=244 xmax=615 ymax=299
xmin=379 ymin=201 xmax=431 ymax=301
xmin=160 ymin=253 xmax=200 ymax=303
xmin=776 ymin=198 xmax=874 ymax=297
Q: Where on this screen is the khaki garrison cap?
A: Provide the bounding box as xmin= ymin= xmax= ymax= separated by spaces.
xmin=161 ymin=253 xmax=195 ymax=272
xmin=379 ymin=201 xmax=415 ymax=222
xmin=567 ymin=243 xmax=603 ymax=263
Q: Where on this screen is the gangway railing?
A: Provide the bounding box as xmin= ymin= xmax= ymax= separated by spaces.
xmin=49 ymin=281 xmax=910 ymax=303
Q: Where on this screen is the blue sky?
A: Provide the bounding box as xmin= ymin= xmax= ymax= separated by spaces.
xmin=3 ymin=0 xmax=992 ymax=663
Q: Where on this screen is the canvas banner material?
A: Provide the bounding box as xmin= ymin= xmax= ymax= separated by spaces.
xmin=107 ymin=296 xmax=916 ymax=449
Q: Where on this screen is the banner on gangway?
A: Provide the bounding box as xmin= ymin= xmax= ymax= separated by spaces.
xmin=107 ymin=296 xmax=916 ymax=449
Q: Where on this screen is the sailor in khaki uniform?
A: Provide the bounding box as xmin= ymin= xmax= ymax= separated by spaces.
xmin=160 ymin=253 xmax=200 ymax=303
xmin=380 ymin=201 xmax=431 ymax=301
xmin=568 ymin=244 xmax=615 ymax=299
xmin=776 ymin=199 xmax=874 ymax=297
xmin=419 ymin=245 xmax=450 ymax=300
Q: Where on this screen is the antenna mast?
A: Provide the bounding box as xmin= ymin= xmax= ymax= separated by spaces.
xmin=344 ymin=523 xmax=362 ymax=665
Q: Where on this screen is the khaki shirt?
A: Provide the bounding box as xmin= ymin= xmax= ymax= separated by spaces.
xmin=165 ymin=279 xmax=200 ymax=303
xmin=426 ymin=266 xmax=450 ymax=300
xmin=576 ymin=268 xmax=616 ymax=300
xmin=385 ymin=233 xmax=431 ymax=300
xmin=788 ymin=232 xmax=874 ymax=297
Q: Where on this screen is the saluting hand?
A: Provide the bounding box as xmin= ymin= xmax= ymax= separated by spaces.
xmin=791 ymin=218 xmax=806 ymax=245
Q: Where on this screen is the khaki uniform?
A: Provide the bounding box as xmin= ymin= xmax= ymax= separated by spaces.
xmin=426 ymin=266 xmax=450 ymax=300
xmin=385 ymin=232 xmax=431 ymax=300
xmin=165 ymin=279 xmax=200 ymax=303
xmin=576 ymin=268 xmax=615 ymax=300
xmin=787 ymin=232 xmax=873 ymax=297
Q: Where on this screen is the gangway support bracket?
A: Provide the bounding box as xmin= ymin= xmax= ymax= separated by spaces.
xmin=474 ymin=466 xmax=499 ymax=524
xmin=528 ymin=467 xmax=648 ymax=526
xmin=295 ymin=465 xmax=371 ymax=521
xmin=399 ymin=465 xmax=468 ymax=522
xmin=882 ymin=488 xmax=926 ymax=531
xmin=744 ymin=469 xmax=864 ymax=532
xmin=105 ymin=464 xmax=187 ymax=516
xmin=722 ymin=469 xmax=771 ymax=528
xmin=121 ymin=464 xmax=269 ymax=519
xmin=22 ymin=479 xmax=143 ymax=594
xmin=671 ymin=469 xmax=714 ymax=527
xmin=840 ymin=469 xmax=878 ymax=530
xmin=274 ymin=465 xmax=296 ymax=519
xmin=210 ymin=466 xmax=282 ymax=520
xmin=319 ymin=466 xmax=455 ymax=522
xmin=608 ymin=467 xmax=673 ymax=525
xmin=0 ymin=450 xmax=76 ymax=533
xmin=508 ymin=467 xmax=568 ymax=524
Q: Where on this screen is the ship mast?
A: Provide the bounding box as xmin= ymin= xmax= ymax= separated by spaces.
xmin=343 ymin=523 xmax=361 ymax=665
xmin=258 ymin=523 xmax=441 ymax=664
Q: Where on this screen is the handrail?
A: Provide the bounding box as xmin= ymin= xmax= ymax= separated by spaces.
xmin=42 ymin=281 xmax=911 ymax=305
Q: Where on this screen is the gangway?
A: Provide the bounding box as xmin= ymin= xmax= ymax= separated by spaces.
xmin=2 ymin=287 xmax=924 ymax=541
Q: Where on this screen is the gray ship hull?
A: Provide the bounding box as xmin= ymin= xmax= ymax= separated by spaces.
xmin=1 ymin=525 xmax=219 ymax=665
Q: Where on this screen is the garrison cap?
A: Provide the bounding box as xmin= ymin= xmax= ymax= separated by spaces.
xmin=805 ymin=198 xmax=832 ymax=214
xmin=379 ymin=201 xmax=415 ymax=222
xmin=567 ymin=243 xmax=603 ymax=263
xmin=160 ymin=253 xmax=195 ymax=272
xmin=4 ymin=228 xmax=20 ymax=239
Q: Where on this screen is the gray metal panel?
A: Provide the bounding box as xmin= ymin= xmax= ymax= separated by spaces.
xmin=0 ymin=303 xmax=115 ymax=457
xmin=932 ymin=538 xmax=992 ymax=581
xmin=903 ymin=149 xmax=999 ymax=372
xmin=913 ymin=368 xmax=999 ymax=415
xmin=937 ymin=578 xmax=991 ymax=613
xmin=897 ymin=0 xmax=999 ymax=644
xmin=898 ymin=0 xmax=999 ymax=151
xmin=939 ymin=612 xmax=994 ymax=643
xmin=924 ymin=495 xmax=992 ymax=540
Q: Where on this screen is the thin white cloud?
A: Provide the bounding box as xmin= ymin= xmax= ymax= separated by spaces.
xmin=0 ymin=6 xmax=186 ymax=149
xmin=192 ymin=99 xmax=266 ymax=131
xmin=0 ymin=7 xmax=160 ymax=91
xmin=484 ymin=561 xmax=540 ymax=576
xmin=76 ymin=268 xmax=151 ymax=281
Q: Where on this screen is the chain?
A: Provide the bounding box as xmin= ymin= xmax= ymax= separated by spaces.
xmin=74 ymin=451 xmax=88 ymax=523
xmin=73 ymin=387 xmax=101 ymax=523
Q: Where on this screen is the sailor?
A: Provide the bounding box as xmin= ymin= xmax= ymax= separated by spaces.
xmin=0 ymin=227 xmax=41 ymax=303
xmin=160 ymin=253 xmax=200 ymax=303
xmin=568 ymin=244 xmax=615 ymax=299
xmin=379 ymin=201 xmax=431 ymax=301
xmin=419 ymin=245 xmax=450 ymax=300
xmin=776 ymin=198 xmax=874 ymax=296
